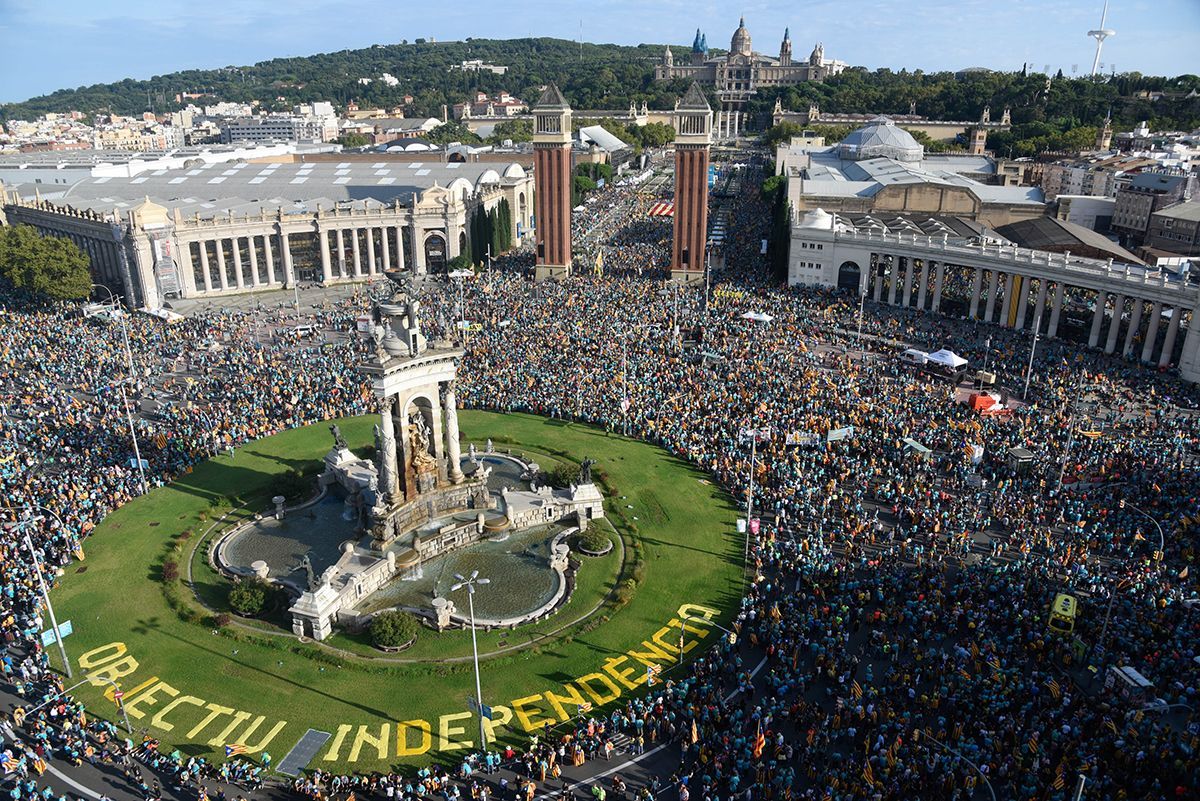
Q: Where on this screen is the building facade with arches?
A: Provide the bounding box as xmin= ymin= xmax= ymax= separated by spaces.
xmin=789 ymin=208 xmax=1200 ymax=383
xmin=0 ymin=158 xmax=533 ymax=309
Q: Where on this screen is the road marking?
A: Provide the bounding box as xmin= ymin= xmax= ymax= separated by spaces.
xmin=533 ymin=655 xmax=767 ymax=800
xmin=2 ymin=723 xmax=102 ymax=800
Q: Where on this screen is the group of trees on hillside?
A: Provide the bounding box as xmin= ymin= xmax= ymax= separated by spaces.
xmin=8 ymin=36 xmax=1196 ymax=138
xmin=465 ymin=198 xmax=513 ymax=266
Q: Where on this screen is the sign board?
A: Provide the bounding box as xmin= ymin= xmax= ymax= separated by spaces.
xmin=129 ymin=458 xmax=149 ymax=469
xmin=40 ymin=619 xmax=73 ymax=647
xmin=467 ymin=697 xmax=494 ymax=720
xmin=749 ymin=518 xmax=761 ymax=536
xmin=827 ymin=426 xmax=855 ymax=443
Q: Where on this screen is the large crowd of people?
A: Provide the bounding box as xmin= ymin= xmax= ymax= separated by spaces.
xmin=0 ymin=159 xmax=1198 ymax=801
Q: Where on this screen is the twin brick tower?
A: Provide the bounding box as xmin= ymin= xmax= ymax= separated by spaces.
xmin=532 ymin=82 xmax=713 ymax=284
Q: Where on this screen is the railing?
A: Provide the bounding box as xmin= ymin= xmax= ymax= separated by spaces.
xmin=829 ymin=228 xmax=1199 ymax=300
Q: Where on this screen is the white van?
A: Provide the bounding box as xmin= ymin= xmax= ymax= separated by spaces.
xmin=899 ymin=348 xmax=928 ymax=366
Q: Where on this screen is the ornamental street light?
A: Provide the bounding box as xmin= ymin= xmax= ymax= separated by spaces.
xmin=451 ymin=570 xmax=491 ymax=753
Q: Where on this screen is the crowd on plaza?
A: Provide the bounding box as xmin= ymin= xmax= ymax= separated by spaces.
xmin=0 ymin=160 xmax=1197 ymax=801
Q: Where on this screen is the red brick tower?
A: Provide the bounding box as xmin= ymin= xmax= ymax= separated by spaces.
xmin=671 ymin=83 xmax=713 ymax=284
xmin=532 ymin=85 xmax=573 ymax=281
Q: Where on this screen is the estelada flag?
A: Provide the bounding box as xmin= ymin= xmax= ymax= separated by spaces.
xmin=690 ymin=720 xmax=699 ymax=744
xmin=224 ymin=744 xmax=248 ymax=758
xmin=752 ymin=722 xmax=765 ymax=759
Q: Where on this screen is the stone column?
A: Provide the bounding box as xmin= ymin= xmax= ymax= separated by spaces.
xmin=443 ymin=383 xmax=464 ymax=484
xmin=412 ymin=225 xmax=425 ymax=275
xmin=178 ymin=240 xmax=197 ymax=296
xmin=902 ymin=258 xmax=915 ymax=307
xmin=366 ymin=227 xmax=377 ymax=275
xmin=319 ymin=227 xmax=332 ymax=282
xmin=263 ymin=234 xmax=276 ymax=284
xmin=983 ymin=270 xmax=999 ymax=323
xmin=931 ymin=262 xmax=945 ymax=312
xmin=394 ymin=226 xmax=406 ymax=272
xmin=968 ymin=266 xmax=983 ymax=319
xmin=231 ymin=237 xmax=245 ymax=289
xmin=1088 ymin=292 xmax=1106 ymax=348
xmin=872 ymin=260 xmax=884 ymax=302
xmin=1048 ymin=283 xmax=1065 ymax=338
xmin=378 ymin=396 xmax=399 ymax=500
xmin=1122 ymin=300 xmax=1144 ymax=358
xmin=197 ymin=241 xmax=211 ymax=292
xmin=248 ymin=236 xmax=260 ymax=287
xmin=1014 ymin=276 xmax=1030 ymax=331
xmin=1001 ymin=273 xmax=1015 ymax=327
xmin=281 ymin=231 xmax=295 ymax=285
xmin=1031 ymin=279 xmax=1048 ymax=335
xmin=381 ymin=224 xmax=391 ymax=272
xmin=1159 ymin=308 xmax=1182 ymax=367
xmin=215 ymin=239 xmax=229 ymax=290
xmin=1104 ymin=294 xmax=1124 ymax=354
xmin=916 ymin=260 xmax=929 ymax=310
xmin=1141 ymin=302 xmax=1163 ymax=363
xmin=351 ymin=229 xmax=362 ymax=277
xmin=887 ymin=259 xmax=899 ymax=305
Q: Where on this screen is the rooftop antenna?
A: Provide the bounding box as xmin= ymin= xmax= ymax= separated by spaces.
xmin=1088 ymin=0 xmax=1116 ymax=78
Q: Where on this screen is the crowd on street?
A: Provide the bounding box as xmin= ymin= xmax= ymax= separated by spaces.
xmin=0 ymin=162 xmax=1198 ymax=801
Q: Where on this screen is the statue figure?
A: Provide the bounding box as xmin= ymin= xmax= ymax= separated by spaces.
xmin=329 ymin=423 xmax=348 ymax=451
xmin=292 ymin=553 xmax=318 ymax=592
xmin=370 ymin=324 xmax=388 ymax=360
xmin=468 ymin=442 xmax=478 ymax=464
xmin=486 ymin=438 xmax=494 ymax=454
xmin=580 ymin=457 xmax=596 ymax=484
xmin=409 ymin=413 xmax=437 ymax=471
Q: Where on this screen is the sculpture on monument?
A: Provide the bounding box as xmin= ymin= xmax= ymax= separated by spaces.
xmin=580 ymin=457 xmax=596 ymax=484
xmin=329 ymin=423 xmax=348 ymax=451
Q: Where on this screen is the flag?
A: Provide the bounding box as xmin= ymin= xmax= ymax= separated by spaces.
xmin=1027 ymin=731 xmax=1039 ymax=754
xmin=1181 ymin=566 xmax=1189 ymax=579
xmin=851 ymin=680 xmax=863 ymax=700
xmin=577 ymin=702 xmax=592 ymax=715
xmin=958 ymin=666 xmax=971 ymax=681
xmin=1045 ymin=678 xmax=1061 ymax=700
xmin=2 ymin=757 xmax=19 ymax=774
xmin=690 ymin=720 xmax=699 ymax=744
xmin=752 ymin=722 xmax=765 ymax=759
xmin=224 ymin=744 xmax=248 ymax=758
xmin=1103 ymin=717 xmax=1117 ymax=735
xmin=155 ymin=432 xmax=168 ymax=449
xmin=31 ymin=757 xmax=45 ymax=776
xmin=1052 ymin=762 xmax=1066 ymax=790
xmin=988 ymin=657 xmax=1002 ymax=673
xmin=862 ymin=761 xmax=875 ymax=787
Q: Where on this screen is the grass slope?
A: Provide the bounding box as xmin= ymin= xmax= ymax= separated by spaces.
xmin=52 ymin=412 xmax=741 ymax=771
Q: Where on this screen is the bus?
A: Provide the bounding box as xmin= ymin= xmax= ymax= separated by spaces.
xmin=1048 ymin=593 xmax=1078 ymax=634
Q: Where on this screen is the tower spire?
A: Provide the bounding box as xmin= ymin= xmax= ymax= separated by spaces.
xmin=1087 ymin=0 xmax=1116 ymax=77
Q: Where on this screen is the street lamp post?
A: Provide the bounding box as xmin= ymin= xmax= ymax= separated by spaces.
xmin=451 ymin=570 xmax=491 ymax=754
xmin=90 ymin=284 xmax=148 ymax=495
xmin=8 ymin=512 xmax=73 ymax=678
xmin=1096 ymin=500 xmax=1163 ymax=671
xmin=856 ymin=290 xmax=866 ymax=360
xmin=924 ymin=734 xmax=997 ymax=801
xmin=620 ymin=333 xmax=629 ymax=437
xmin=1023 ymin=310 xmax=1043 ymax=400
xmin=24 ymin=675 xmax=130 ymax=733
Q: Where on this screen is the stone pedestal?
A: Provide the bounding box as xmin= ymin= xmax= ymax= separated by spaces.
xmin=432 ymin=597 xmax=457 ymax=631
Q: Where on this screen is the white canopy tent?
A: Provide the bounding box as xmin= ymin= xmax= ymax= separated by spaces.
xmin=926 ymin=349 xmax=968 ymax=369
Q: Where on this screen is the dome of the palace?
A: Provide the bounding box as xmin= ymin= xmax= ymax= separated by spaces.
xmin=731 ymin=17 xmax=752 ymax=56
xmin=837 ymin=116 xmax=924 ymax=163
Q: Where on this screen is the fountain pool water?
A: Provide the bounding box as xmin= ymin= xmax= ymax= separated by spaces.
xmin=221 ymin=494 xmax=356 ymax=587
xmin=354 ymin=524 xmax=565 ymax=621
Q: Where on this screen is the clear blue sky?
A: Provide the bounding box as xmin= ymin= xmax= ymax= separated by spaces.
xmin=1 ymin=0 xmax=1197 ymax=104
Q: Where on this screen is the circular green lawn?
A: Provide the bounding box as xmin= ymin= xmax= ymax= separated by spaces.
xmin=51 ymin=412 xmax=742 ymax=772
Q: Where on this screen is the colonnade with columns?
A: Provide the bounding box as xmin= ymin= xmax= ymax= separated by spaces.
xmin=177 ymin=221 xmax=424 ymax=296
xmin=863 ymin=253 xmax=1194 ymax=369
xmin=714 ymin=104 xmax=743 ymax=140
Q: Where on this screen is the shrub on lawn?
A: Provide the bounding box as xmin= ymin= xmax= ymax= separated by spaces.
xmin=161 ymin=559 xmax=180 ymax=581
xmin=576 ymin=529 xmax=610 ymax=553
xmin=369 ymin=611 xmax=419 ymax=649
xmin=228 ymin=579 xmax=270 ymax=616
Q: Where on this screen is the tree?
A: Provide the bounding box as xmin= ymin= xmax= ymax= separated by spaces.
xmin=0 ymin=224 xmax=91 ymax=302
xmin=228 ymin=579 xmax=270 ymax=616
xmin=424 ymin=121 xmax=482 ymax=145
xmin=368 ymin=610 xmax=418 ymax=648
xmin=486 ymin=118 xmax=533 ymax=144
xmin=336 ymin=132 xmax=370 ymax=148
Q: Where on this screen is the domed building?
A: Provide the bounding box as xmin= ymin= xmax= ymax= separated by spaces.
xmin=655 ymin=18 xmax=847 ymax=140
xmin=837 ymin=117 xmax=925 ymax=163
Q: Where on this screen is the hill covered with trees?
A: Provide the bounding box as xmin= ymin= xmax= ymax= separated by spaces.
xmin=3 ymin=37 xmax=1197 ymax=145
